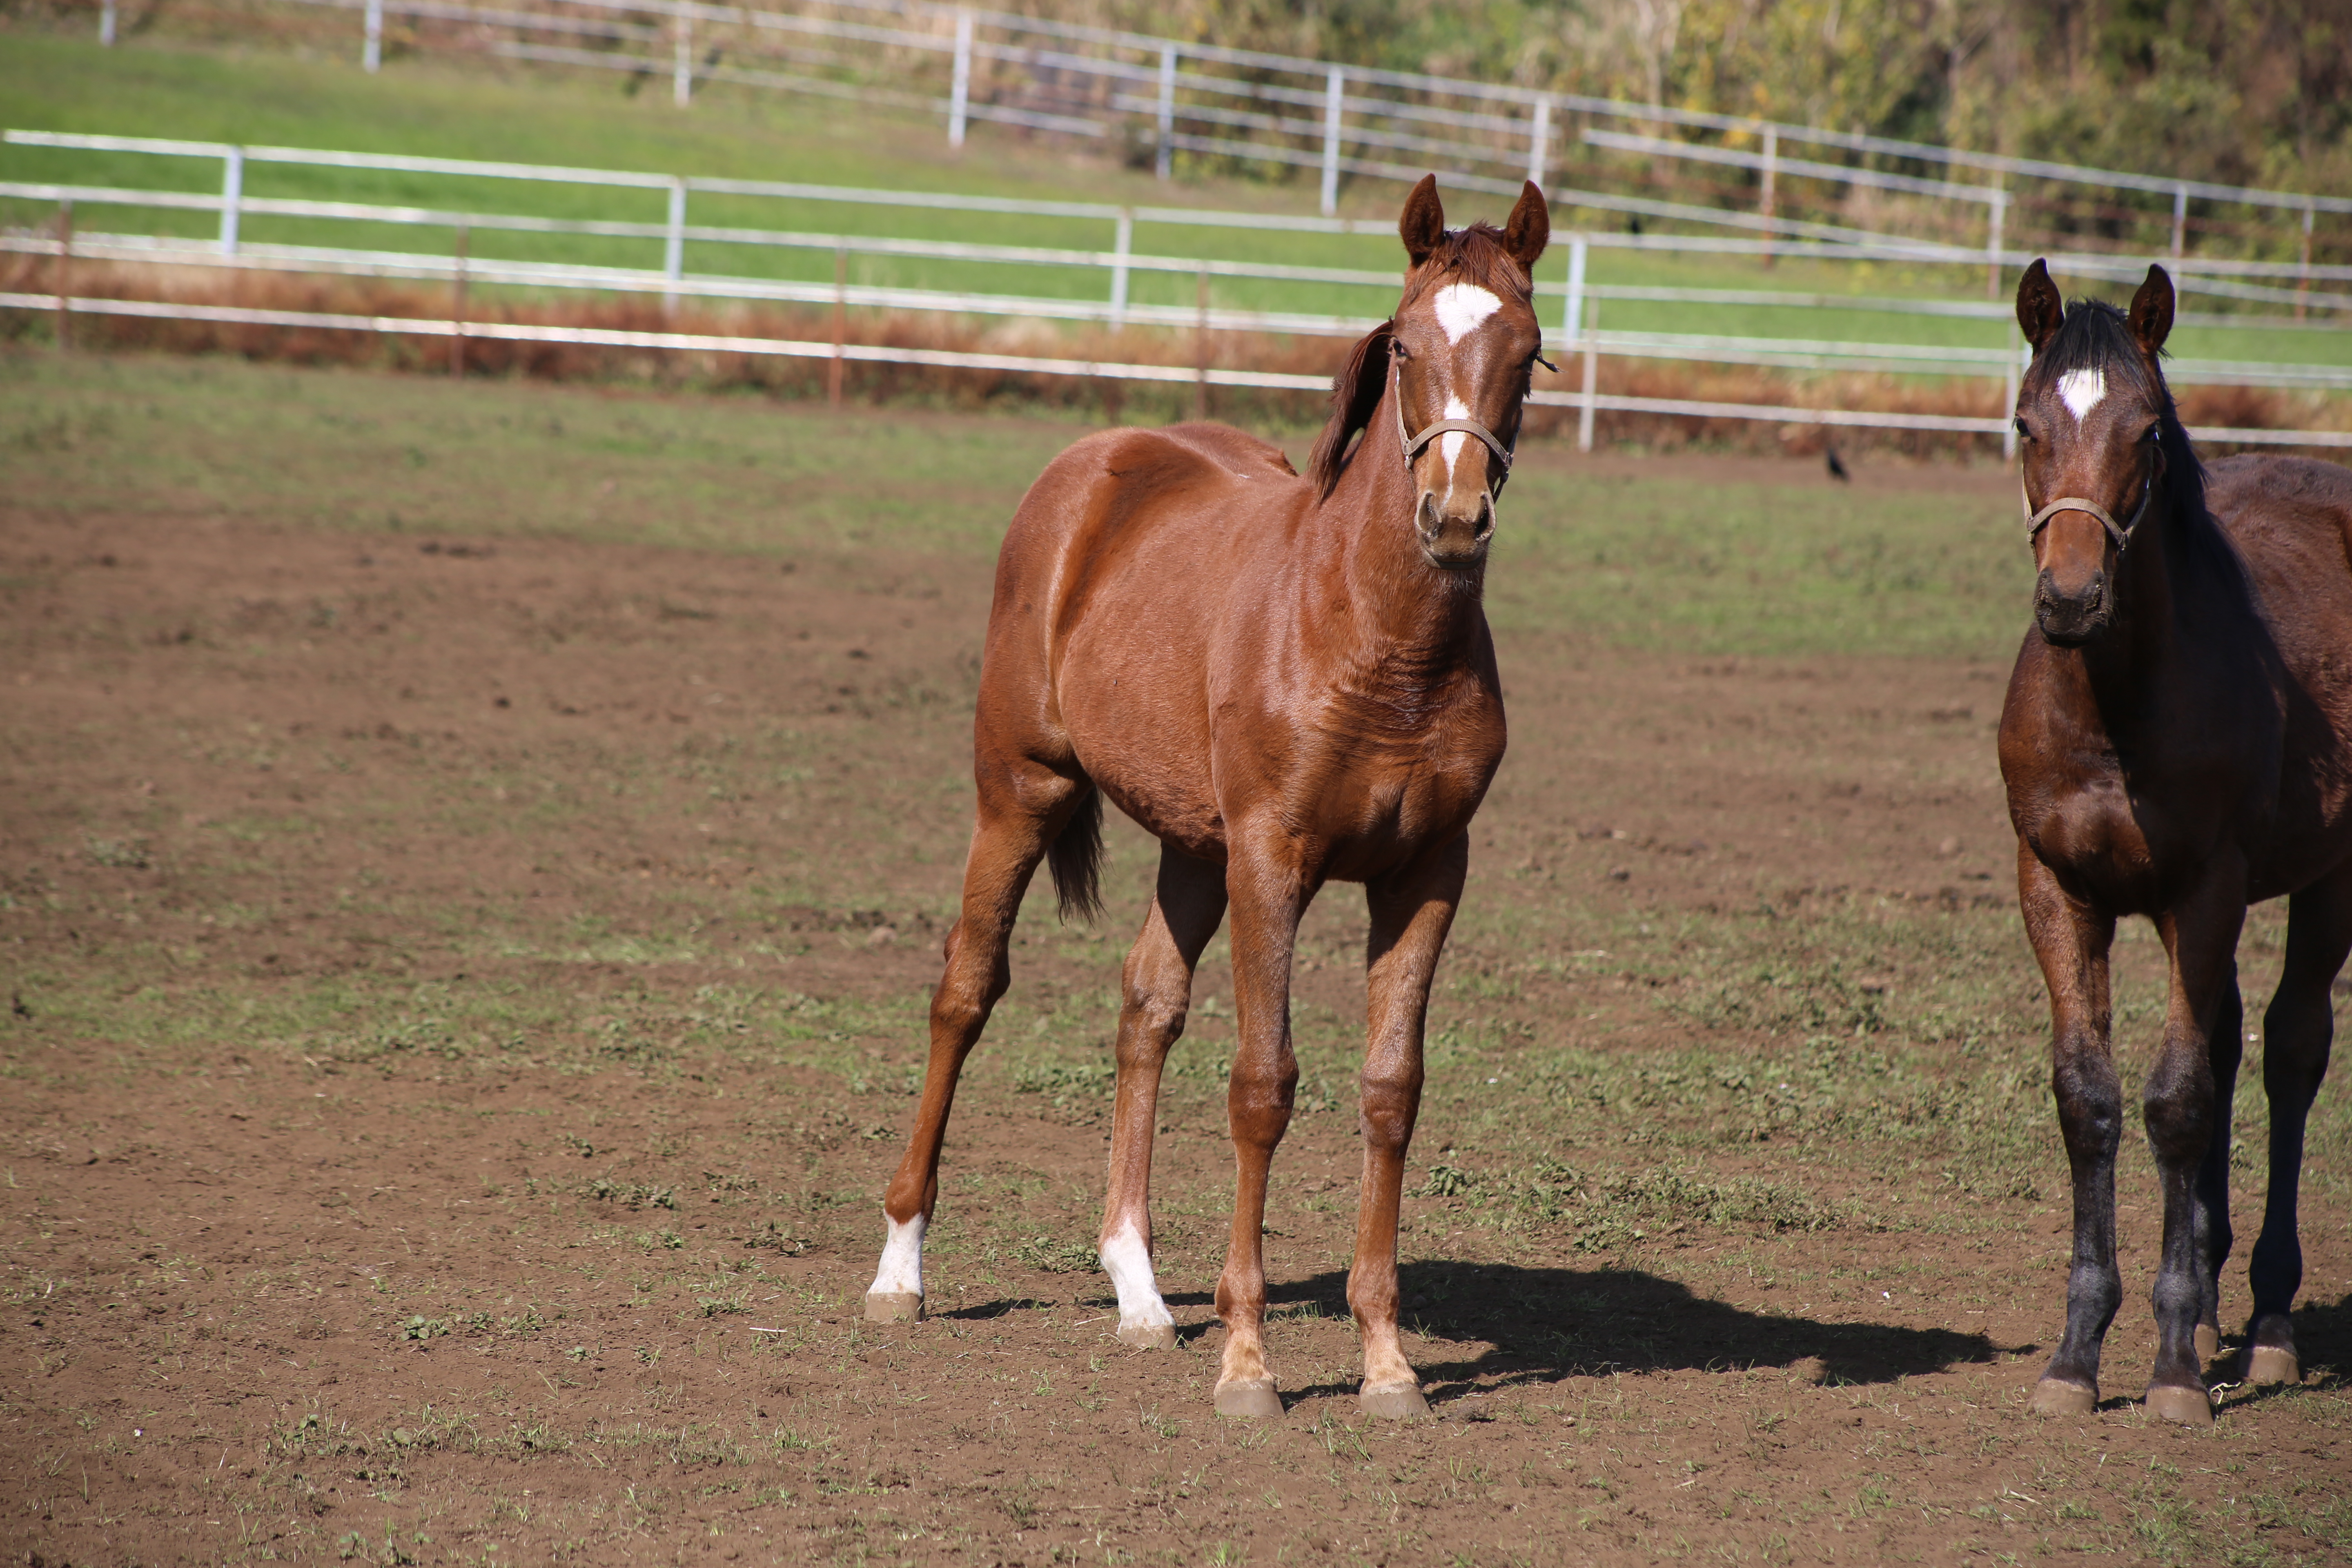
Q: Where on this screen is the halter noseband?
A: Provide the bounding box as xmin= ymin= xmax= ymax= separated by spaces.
xmin=2025 ymin=466 xmax=2154 ymax=557
xmin=1392 ymin=357 xmax=1517 ymax=498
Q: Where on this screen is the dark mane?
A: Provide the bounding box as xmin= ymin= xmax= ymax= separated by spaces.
xmin=2030 ymin=296 xmax=2210 ymax=526
xmin=1307 ymin=223 xmax=1533 ymax=500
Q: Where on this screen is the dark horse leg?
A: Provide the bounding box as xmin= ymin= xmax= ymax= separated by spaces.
xmin=2247 ymin=869 xmax=2352 ymax=1384
xmin=1097 ymin=847 xmax=1227 ymax=1350
xmin=2193 ymin=959 xmax=2243 ymax=1368
xmin=1211 ymin=839 xmax=1308 ymax=1417
xmin=866 ymin=754 xmax=1090 ymax=1322
xmin=2020 ymin=845 xmax=2122 ymax=1416
xmin=1350 ymin=833 xmax=1466 ymax=1420
xmin=2141 ymin=857 xmax=2248 ymax=1425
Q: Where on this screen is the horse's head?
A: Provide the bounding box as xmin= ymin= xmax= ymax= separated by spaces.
xmin=1309 ymin=176 xmax=1550 ymax=571
xmin=2013 ymin=258 xmax=2180 ymax=646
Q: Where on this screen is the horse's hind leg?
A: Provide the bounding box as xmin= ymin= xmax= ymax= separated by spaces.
xmin=1349 ymin=832 xmax=1466 ymax=1421
xmin=1098 ymin=847 xmax=1227 ymax=1350
xmin=2193 ymin=962 xmax=2244 ymax=1367
xmin=865 ymin=762 xmax=1089 ymax=1323
xmin=2247 ymin=869 xmax=2352 ymax=1385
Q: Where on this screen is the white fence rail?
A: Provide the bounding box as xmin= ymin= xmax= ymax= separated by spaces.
xmin=6 ymin=129 xmax=2350 ymax=452
xmin=147 ymin=0 xmax=2350 ymax=270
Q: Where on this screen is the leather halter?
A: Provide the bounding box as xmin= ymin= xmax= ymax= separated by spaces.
xmin=1392 ymin=359 xmax=1516 ymax=498
xmin=2025 ymin=466 xmax=2154 ymax=556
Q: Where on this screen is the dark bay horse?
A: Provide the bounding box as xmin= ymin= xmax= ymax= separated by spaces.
xmin=862 ymin=176 xmax=1550 ymax=1419
xmin=2002 ymin=258 xmax=2352 ymax=1425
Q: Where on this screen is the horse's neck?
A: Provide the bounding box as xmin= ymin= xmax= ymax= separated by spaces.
xmin=1323 ymin=405 xmax=1489 ymax=666
xmin=2065 ymin=488 xmax=2191 ymax=722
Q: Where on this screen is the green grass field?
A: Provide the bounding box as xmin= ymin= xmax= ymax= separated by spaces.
xmin=4 ymin=28 xmax=2347 ymax=373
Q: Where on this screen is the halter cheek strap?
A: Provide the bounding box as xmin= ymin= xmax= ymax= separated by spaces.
xmin=1392 ymin=360 xmax=1517 ymax=498
xmin=2025 ymin=468 xmax=2154 ymax=556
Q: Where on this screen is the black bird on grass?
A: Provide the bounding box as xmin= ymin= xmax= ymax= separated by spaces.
xmin=1825 ymin=445 xmax=1851 ymax=482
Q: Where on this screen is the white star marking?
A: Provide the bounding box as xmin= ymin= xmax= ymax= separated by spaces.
xmin=1432 ymin=283 xmax=1502 ymax=345
xmin=2057 ymin=368 xmax=2106 ymax=423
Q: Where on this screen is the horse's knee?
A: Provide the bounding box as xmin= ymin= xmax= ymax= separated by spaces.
xmin=1227 ymin=1054 xmax=1297 ymax=1145
xmin=2141 ymin=1047 xmax=2215 ymax=1165
xmin=1358 ymin=1062 xmax=1425 ymax=1153
xmin=2052 ymin=1050 xmax=2123 ymax=1157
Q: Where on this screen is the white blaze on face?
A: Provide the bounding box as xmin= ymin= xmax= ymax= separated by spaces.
xmin=1432 ymin=282 xmax=1502 ymax=344
xmin=869 ymin=1211 xmax=926 ymax=1298
xmin=2057 ymin=368 xmax=2106 ymax=423
xmin=1098 ymin=1222 xmax=1172 ymax=1338
xmin=1439 ymin=394 xmax=1472 ymax=494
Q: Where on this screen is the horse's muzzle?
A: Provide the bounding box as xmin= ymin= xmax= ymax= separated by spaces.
xmin=1416 ymin=489 xmax=1494 ymax=570
xmin=2034 ymin=568 xmax=2111 ymax=645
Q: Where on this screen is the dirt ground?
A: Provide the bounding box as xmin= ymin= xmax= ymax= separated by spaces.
xmin=3 ymin=440 xmax=2348 ymax=1565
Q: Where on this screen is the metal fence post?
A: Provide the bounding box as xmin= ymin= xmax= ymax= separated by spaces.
xmin=1563 ymin=236 xmax=1586 ymax=348
xmin=1759 ymin=126 xmax=1776 ymax=267
xmin=53 ymin=201 xmax=71 ymax=352
xmin=1319 ymin=67 xmax=1344 ymax=217
xmin=1193 ymin=261 xmax=1209 ymax=420
xmin=948 ymin=9 xmax=973 ymax=149
xmin=2170 ymin=182 xmax=2188 ymax=258
xmin=363 ymin=0 xmax=381 ymax=71
xmin=1984 ymin=183 xmax=2005 ymax=300
xmin=673 ymin=10 xmax=693 ymax=107
xmin=663 ymin=177 xmax=686 ymax=308
xmin=450 ymin=223 xmax=468 ymax=377
xmin=1526 ymin=97 xmax=1550 ymax=189
xmin=1154 ymin=45 xmax=1176 ymax=180
xmin=2300 ymin=201 xmax=2316 ymax=320
xmin=219 ymin=146 xmax=243 ymax=256
xmin=1577 ymin=295 xmax=1597 ymax=453
xmin=829 ymin=242 xmax=846 ymax=408
xmin=2003 ymin=341 xmax=2024 ymax=459
xmin=99 ymin=0 xmax=116 ymax=46
xmin=1109 ymin=209 xmax=1132 ymax=329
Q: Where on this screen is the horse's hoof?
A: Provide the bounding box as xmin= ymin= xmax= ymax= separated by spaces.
xmin=2194 ymin=1324 xmax=2221 ymax=1363
xmin=1213 ymin=1379 xmax=1283 ymax=1419
xmin=2028 ymin=1379 xmax=2098 ymax=1417
xmin=2246 ymin=1345 xmax=2300 ymax=1386
xmin=864 ymin=1291 xmax=924 ymax=1324
xmin=1116 ymin=1318 xmax=1177 ymax=1351
xmin=2145 ymin=1383 xmax=2214 ymax=1426
xmin=1359 ymin=1382 xmax=1431 ymax=1421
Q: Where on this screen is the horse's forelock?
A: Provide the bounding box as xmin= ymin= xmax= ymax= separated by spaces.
xmin=1398 ymin=223 xmax=1534 ymax=311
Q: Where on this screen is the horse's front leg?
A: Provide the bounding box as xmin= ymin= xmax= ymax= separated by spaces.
xmin=1210 ymin=842 xmax=1310 ymax=1419
xmin=2143 ymin=855 xmax=2248 ymax=1426
xmin=2019 ymin=844 xmax=2122 ymax=1416
xmin=1348 ymin=832 xmax=1467 ymax=1420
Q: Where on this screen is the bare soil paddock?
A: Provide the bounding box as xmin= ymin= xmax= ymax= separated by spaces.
xmin=2 ymin=361 xmax=2348 ymax=1565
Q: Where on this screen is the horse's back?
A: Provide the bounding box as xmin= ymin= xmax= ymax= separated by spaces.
xmin=2208 ymin=454 xmax=2352 ymax=580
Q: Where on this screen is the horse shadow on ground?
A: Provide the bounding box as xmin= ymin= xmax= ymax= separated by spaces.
xmin=1131 ymin=1260 xmax=2015 ymax=1401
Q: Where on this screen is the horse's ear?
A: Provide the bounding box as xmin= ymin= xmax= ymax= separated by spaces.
xmin=2129 ymin=264 xmax=2175 ymax=356
xmin=1308 ymin=320 xmax=1394 ymax=501
xmin=2016 ymin=258 xmax=2063 ymax=354
xmin=1504 ymin=181 xmax=1549 ymax=277
xmin=1400 ymin=176 xmax=1445 ymax=267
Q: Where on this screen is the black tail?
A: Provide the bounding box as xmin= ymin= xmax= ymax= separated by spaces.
xmin=1047 ymin=785 xmax=1105 ymax=925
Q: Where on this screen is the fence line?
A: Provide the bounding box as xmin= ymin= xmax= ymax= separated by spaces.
xmin=11 ymin=291 xmax=2349 ymax=452
xmin=201 ymin=0 xmax=2352 ymax=258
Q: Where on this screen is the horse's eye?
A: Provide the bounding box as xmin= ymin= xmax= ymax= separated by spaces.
xmin=2144 ymin=424 xmax=2162 ymax=443
xmin=1390 ymin=342 xmax=1413 ymax=362
xmin=2013 ymin=417 xmax=2031 ymax=440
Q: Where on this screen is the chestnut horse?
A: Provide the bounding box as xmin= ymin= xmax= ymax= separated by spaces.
xmin=2002 ymin=258 xmax=2352 ymax=1424
xmin=863 ymin=176 xmax=1550 ymax=1419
